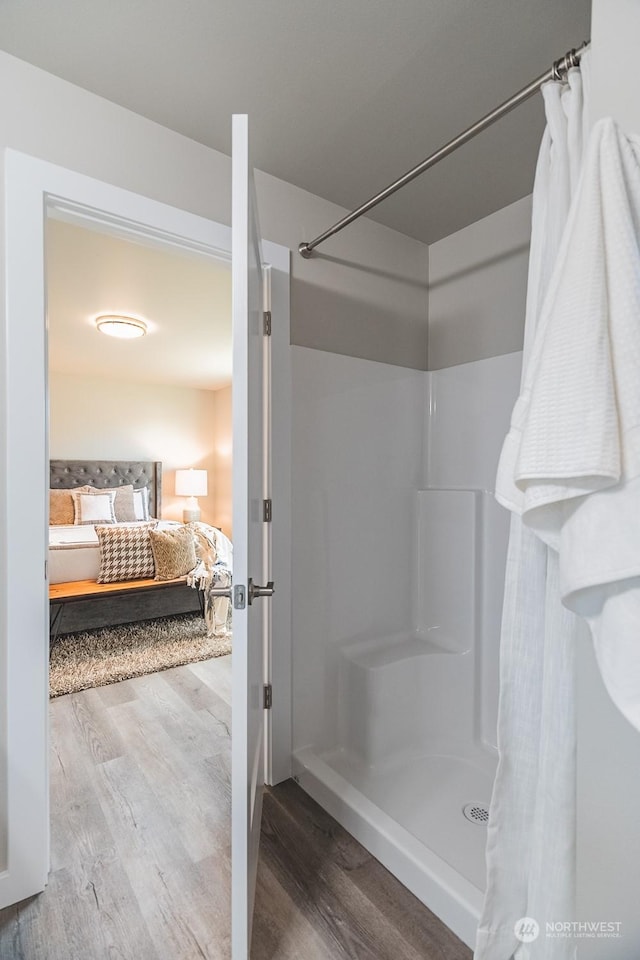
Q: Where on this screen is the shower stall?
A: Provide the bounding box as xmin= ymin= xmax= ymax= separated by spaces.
xmin=289 ymin=46 xmax=582 ymax=948
xmin=290 ymin=295 xmax=524 ymax=947
xmin=288 ymin=38 xmax=640 ymax=956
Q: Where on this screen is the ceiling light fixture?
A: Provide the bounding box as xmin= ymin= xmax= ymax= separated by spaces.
xmin=95 ymin=315 xmax=147 ymax=339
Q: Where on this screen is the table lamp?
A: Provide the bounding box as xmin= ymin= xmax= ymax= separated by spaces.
xmin=175 ymin=468 xmax=208 ymax=523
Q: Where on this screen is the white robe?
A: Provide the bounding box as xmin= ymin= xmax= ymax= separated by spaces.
xmin=497 ymin=117 xmax=640 ymax=732
xmin=476 ymin=62 xmax=591 ymax=960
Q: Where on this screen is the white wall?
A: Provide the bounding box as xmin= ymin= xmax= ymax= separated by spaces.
xmin=590 ymin=0 xmax=640 ymax=134
xmin=49 ymin=371 xmax=225 ymax=526
xmin=576 ymin=6 xmax=640 ymax=955
xmin=291 ymin=346 xmax=425 ymax=754
xmin=290 ymin=343 xmax=522 ymax=762
xmin=427 ymin=352 xmax=522 ymax=749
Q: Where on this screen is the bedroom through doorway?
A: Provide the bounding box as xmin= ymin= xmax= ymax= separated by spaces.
xmin=44 ymin=213 xmax=237 ymax=870
xmin=45 ymin=213 xmax=234 ymax=689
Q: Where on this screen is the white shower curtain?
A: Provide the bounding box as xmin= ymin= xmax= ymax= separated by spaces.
xmin=475 ymin=53 xmax=591 ymax=960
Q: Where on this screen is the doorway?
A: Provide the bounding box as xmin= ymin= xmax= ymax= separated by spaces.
xmin=0 ymin=152 xmax=291 ymax=917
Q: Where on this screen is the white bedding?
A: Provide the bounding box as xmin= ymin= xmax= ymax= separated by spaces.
xmin=49 ymin=520 xmax=233 ymax=585
xmin=210 ymin=527 xmax=233 ymax=571
xmin=48 ymin=521 xmax=181 ymax=584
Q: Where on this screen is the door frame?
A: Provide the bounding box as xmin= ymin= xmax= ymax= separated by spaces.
xmin=0 ymin=149 xmax=292 ymax=906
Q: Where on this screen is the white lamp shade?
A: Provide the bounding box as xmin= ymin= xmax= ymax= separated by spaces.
xmin=175 ymin=468 xmax=208 ymax=497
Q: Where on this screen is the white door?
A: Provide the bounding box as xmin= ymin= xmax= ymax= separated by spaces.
xmin=231 ymin=114 xmax=272 ymax=959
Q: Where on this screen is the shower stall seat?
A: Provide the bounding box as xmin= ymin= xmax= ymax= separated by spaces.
xmin=293 ymin=488 xmax=505 ymax=948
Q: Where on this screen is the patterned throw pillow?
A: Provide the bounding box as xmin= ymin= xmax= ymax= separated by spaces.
xmin=149 ymin=526 xmax=197 ymax=581
xmin=72 ymin=489 xmax=117 ymax=525
xmin=95 ymin=522 xmax=157 ymax=583
xmin=49 ymin=485 xmax=92 ymax=525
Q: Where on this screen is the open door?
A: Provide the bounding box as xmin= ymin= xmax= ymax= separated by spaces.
xmin=231 ymin=114 xmax=273 ymax=959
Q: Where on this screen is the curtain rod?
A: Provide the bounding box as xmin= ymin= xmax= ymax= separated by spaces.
xmin=299 ymin=41 xmax=589 ymax=259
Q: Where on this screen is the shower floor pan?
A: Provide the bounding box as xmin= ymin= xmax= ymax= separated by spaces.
xmin=292 ymin=745 xmax=496 ymax=949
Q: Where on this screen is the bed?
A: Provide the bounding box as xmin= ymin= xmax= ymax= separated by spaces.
xmin=49 ymin=459 xmax=203 ymax=635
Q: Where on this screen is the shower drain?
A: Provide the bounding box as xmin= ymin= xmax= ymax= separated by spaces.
xmin=463 ymin=802 xmax=489 ymax=825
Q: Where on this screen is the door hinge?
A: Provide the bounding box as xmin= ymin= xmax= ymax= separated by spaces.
xmin=234 ymin=584 xmax=246 ymax=610
xmin=263 ymin=498 xmax=272 ymax=523
xmin=263 ymin=310 xmax=272 ymax=336
xmin=263 ymin=683 xmax=273 ymax=710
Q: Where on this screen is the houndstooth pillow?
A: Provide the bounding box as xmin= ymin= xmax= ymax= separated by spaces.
xmin=95 ymin=522 xmax=157 ymax=583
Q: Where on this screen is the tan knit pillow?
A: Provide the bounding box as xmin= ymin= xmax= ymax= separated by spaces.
xmin=149 ymin=526 xmax=197 ymax=581
xmin=49 ymin=485 xmax=92 ymax=525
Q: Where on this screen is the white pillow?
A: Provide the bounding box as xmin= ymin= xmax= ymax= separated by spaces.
xmin=133 ymin=486 xmax=150 ymax=521
xmin=72 ymin=489 xmax=117 ymax=525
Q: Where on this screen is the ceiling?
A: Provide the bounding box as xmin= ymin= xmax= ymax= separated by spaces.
xmin=0 ymin=1 xmax=591 ymax=244
xmin=47 ymin=218 xmax=232 ymax=390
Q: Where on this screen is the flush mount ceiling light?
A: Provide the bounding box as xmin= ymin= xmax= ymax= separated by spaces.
xmin=95 ymin=315 xmax=147 ymax=339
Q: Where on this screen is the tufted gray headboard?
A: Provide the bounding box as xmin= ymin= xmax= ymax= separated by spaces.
xmin=49 ymin=460 xmax=162 ymax=518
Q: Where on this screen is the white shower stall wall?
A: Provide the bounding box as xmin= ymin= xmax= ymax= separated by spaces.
xmin=291 ymin=348 xmax=425 ymax=756
xmin=291 ymin=342 xmax=522 ymax=947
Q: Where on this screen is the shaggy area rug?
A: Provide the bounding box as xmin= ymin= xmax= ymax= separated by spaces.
xmin=50 ymin=613 xmax=232 ymax=698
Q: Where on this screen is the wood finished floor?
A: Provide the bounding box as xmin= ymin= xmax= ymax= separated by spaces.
xmin=0 ymin=657 xmax=472 ymax=960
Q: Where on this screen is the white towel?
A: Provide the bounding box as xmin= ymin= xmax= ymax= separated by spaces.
xmin=496 ymin=117 xmax=640 ymax=730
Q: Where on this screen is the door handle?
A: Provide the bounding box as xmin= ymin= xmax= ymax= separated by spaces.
xmin=248 ymin=579 xmax=275 ymax=604
xmin=203 ymin=581 xmax=275 ymax=606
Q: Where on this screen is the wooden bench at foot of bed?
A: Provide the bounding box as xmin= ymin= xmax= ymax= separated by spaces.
xmin=49 ymin=576 xmax=203 ymax=642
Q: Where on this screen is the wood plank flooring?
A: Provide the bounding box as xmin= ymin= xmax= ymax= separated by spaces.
xmin=0 ymin=657 xmax=472 ymax=960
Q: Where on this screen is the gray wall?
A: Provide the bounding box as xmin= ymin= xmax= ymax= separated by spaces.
xmin=255 ymin=171 xmax=429 ymax=368
xmin=427 ymin=194 xmax=531 ymax=370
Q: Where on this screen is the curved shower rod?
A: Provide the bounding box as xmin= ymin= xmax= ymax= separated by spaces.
xmin=299 ymin=41 xmax=589 ymax=259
